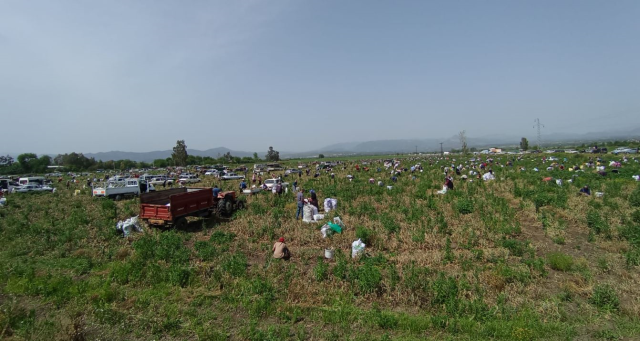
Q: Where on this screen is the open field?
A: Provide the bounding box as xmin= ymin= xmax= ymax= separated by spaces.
xmin=1 ymin=153 xmax=640 ymax=340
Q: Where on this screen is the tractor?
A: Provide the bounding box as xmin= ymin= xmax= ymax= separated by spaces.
xmin=215 ymin=191 xmax=245 ymax=217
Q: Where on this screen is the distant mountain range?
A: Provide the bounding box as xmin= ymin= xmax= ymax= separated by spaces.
xmin=5 ymin=127 xmax=639 ymax=162
xmin=287 ymin=127 xmax=640 ymax=157
xmin=85 ymin=147 xmax=255 ymax=162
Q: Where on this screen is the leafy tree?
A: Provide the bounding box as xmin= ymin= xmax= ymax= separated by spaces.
xmin=224 ymin=152 xmax=233 ymax=162
xmin=54 ymin=152 xmax=97 ymax=171
xmin=319 ymin=154 xmax=325 ymax=158
xmin=17 ymin=153 xmax=38 ymax=173
xmin=0 ymin=155 xmax=14 ymax=166
xmin=172 ymin=140 xmax=188 ymax=166
xmin=520 ymin=137 xmax=529 ymax=151
xmin=253 ymin=152 xmax=259 ymax=160
xmin=153 ymin=159 xmax=168 ymax=168
xmin=265 ymin=146 xmax=280 ymax=162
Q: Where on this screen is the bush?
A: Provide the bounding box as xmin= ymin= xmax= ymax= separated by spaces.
xmin=355 ymin=226 xmax=373 ymax=245
xmin=456 ymin=198 xmax=474 ymax=215
xmin=222 ymin=252 xmax=247 ymax=277
xmin=210 ymin=231 xmax=236 ymax=245
xmin=629 ymin=187 xmax=640 ymax=207
xmin=194 ymin=241 xmax=218 ymax=261
xmin=431 ymin=272 xmax=460 ymax=315
xmin=350 ymin=261 xmax=382 ymax=294
xmin=501 ymin=239 xmax=531 ymax=257
xmin=589 ymin=284 xmax=619 ymax=311
xmin=313 ymin=258 xmax=328 ymax=282
xmin=547 ymin=252 xmax=574 ymax=272
xmin=586 ymin=210 xmax=609 ymax=235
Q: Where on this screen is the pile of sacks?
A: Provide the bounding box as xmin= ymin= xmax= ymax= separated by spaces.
xmin=303 ymin=201 xmax=323 ymax=223
xmin=116 ymin=216 xmax=143 ymax=237
xmin=323 ymin=198 xmax=338 ymax=212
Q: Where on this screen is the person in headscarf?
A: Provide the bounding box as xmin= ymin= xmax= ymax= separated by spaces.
xmin=309 ymin=190 xmax=319 ymax=210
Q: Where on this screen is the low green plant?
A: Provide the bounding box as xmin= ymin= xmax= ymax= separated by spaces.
xmin=355 ymin=226 xmax=373 ymax=245
xmin=456 ymin=198 xmax=474 ymax=215
xmin=629 ymin=186 xmax=640 ymax=207
xmin=589 ymin=284 xmax=619 ymax=311
xmin=547 ymin=252 xmax=574 ymax=272
xmin=313 ymin=257 xmax=329 ymax=282
xmin=222 ymin=252 xmax=247 ymax=277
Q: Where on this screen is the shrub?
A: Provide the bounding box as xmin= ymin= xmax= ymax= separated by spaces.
xmin=501 ymin=239 xmax=531 ymax=257
xmin=355 ymin=226 xmax=373 ymax=245
xmin=589 ymin=284 xmax=619 ymax=311
xmin=631 ymin=210 xmax=640 ymax=224
xmin=194 ymin=241 xmax=218 ymax=261
xmin=222 ymin=252 xmax=247 ymax=277
xmin=431 ymin=272 xmax=460 ymax=315
xmin=210 ymin=231 xmax=236 ymax=245
xmin=586 ymin=210 xmax=609 ymax=235
xmin=372 ymin=309 xmax=399 ymax=330
xmin=379 ymin=213 xmax=400 ymax=235
xmin=456 ymin=198 xmax=474 ymax=215
xmin=547 ymin=252 xmax=574 ymax=271
xmin=350 ymin=261 xmax=382 ymax=294
xmin=313 ymin=257 xmax=328 ymax=282
xmin=629 ymin=186 xmax=640 ymax=207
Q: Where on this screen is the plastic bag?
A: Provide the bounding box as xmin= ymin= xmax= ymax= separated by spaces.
xmin=321 ymin=224 xmax=333 ymax=238
xmin=328 ymin=222 xmax=342 ymax=234
xmin=333 ymin=217 xmax=344 ymax=227
xmin=556 ymin=179 xmax=563 ymax=186
xmin=302 ymin=205 xmax=317 ymax=223
xmin=313 ymin=214 xmax=325 ymax=221
xmin=351 ymin=239 xmax=365 ymax=258
xmin=116 ymin=216 xmax=143 ymax=237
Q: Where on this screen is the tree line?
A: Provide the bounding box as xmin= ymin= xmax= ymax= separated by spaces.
xmin=0 ymin=140 xmax=281 ymax=174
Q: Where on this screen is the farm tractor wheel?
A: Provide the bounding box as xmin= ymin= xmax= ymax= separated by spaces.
xmin=218 ymin=200 xmax=229 ymax=216
xmin=237 ymin=201 xmax=245 ymax=210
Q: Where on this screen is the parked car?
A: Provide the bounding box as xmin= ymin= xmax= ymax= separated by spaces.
xmin=221 ymin=172 xmax=244 ymax=180
xmin=565 ymin=150 xmax=578 ymax=154
xmin=612 ymin=147 xmax=638 ymax=155
xmin=204 ymin=170 xmax=219 ymax=176
xmin=285 ymin=169 xmax=300 ymax=175
xmin=12 ymin=184 xmax=54 ymax=193
xmin=178 ymin=174 xmax=200 ymax=183
xmin=264 ymin=178 xmax=289 ymax=189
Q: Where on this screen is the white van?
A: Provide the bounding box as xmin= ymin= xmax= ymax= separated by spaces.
xmin=18 ymin=177 xmax=46 ymax=186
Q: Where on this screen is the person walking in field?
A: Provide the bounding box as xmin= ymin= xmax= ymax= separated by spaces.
xmin=295 ymin=187 xmax=304 ymax=220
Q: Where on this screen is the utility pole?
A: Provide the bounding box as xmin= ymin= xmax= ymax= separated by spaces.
xmin=415 ymin=145 xmax=418 ymax=154
xmin=440 ymin=142 xmax=444 ymax=156
xmin=534 ymin=118 xmax=544 ymax=148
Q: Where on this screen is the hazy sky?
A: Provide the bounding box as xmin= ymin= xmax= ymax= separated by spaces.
xmin=1 ymin=0 xmax=639 ymax=154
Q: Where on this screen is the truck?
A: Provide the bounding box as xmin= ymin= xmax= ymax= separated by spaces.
xmin=92 ymin=178 xmax=154 ymax=200
xmin=140 ymin=188 xmax=245 ymax=228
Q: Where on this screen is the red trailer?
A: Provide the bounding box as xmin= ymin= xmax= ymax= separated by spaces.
xmin=140 ymin=188 xmax=215 ymax=228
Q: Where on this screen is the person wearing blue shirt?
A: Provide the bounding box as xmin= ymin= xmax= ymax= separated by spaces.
xmin=213 ymin=186 xmax=220 ymax=198
xmin=239 ymin=181 xmax=247 ymax=192
xmin=579 ymin=186 xmax=591 ymax=196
